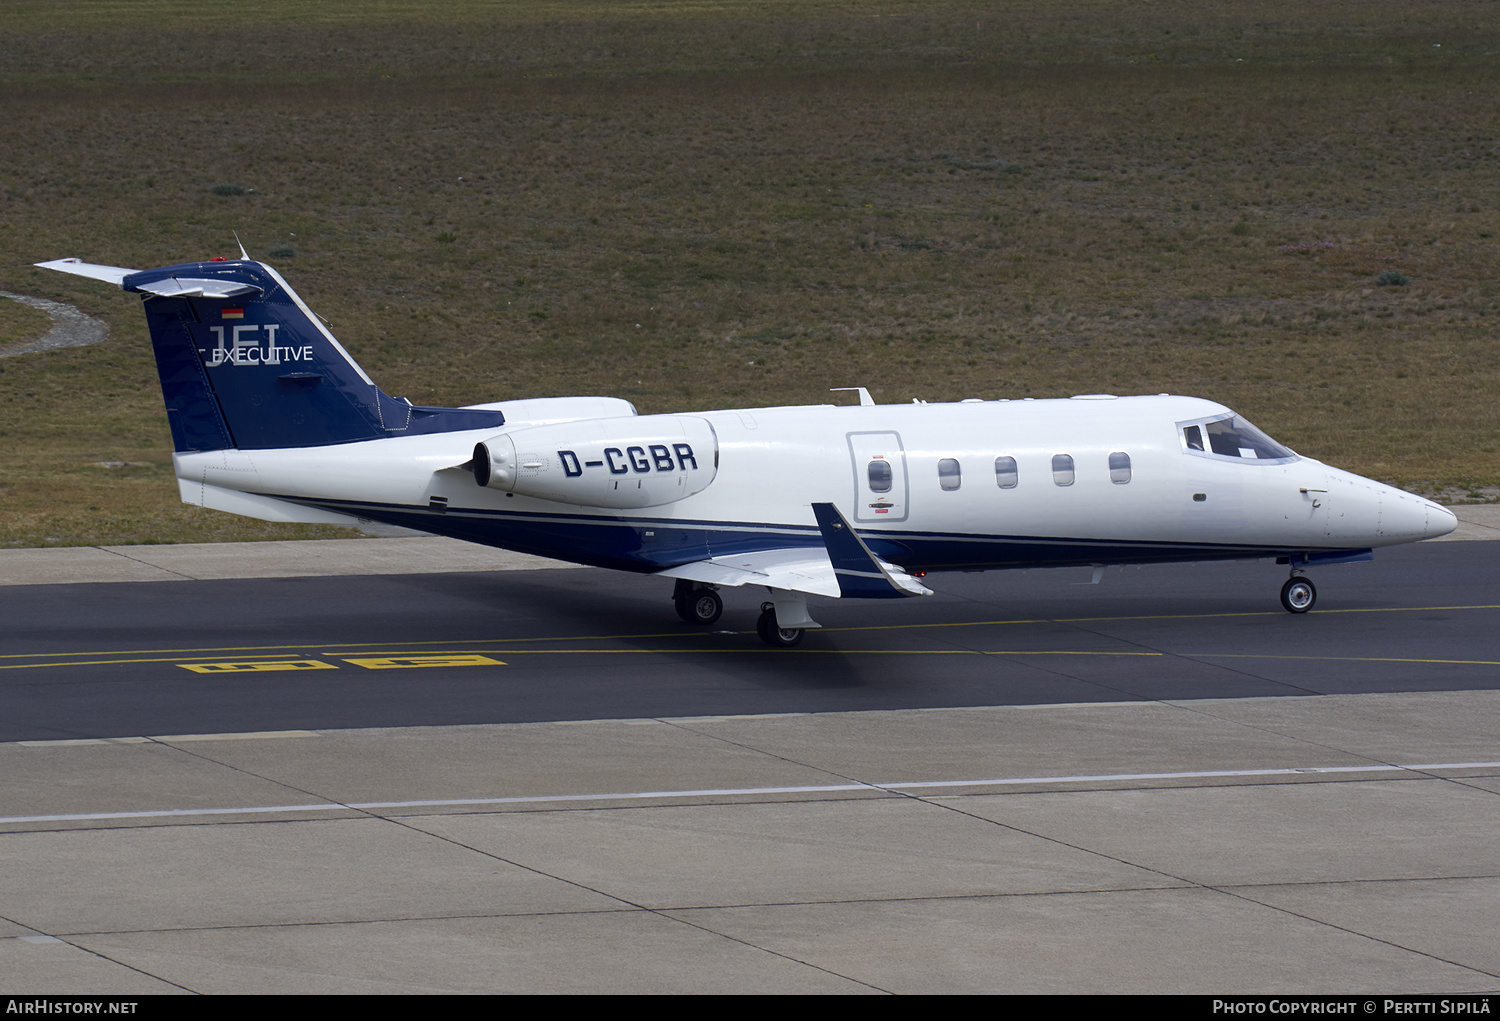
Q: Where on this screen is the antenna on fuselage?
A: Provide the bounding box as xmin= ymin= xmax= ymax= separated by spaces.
xmin=233 ymin=232 xmax=250 ymax=260
xmin=830 ymin=387 xmax=875 ymax=407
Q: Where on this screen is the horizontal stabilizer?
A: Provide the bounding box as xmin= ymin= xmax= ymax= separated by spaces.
xmin=34 ymin=258 xmax=141 ymax=286
xmin=132 ymin=276 xmax=262 ymax=299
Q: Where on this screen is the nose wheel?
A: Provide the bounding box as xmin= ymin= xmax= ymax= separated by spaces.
xmin=1280 ymin=576 xmax=1316 ymax=613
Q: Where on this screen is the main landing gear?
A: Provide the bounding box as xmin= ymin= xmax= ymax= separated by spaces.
xmin=672 ymin=579 xmax=723 ymax=625
xmin=756 ymin=602 xmax=805 ymax=648
xmin=671 ymin=580 xmax=815 ymax=647
xmin=1280 ymin=574 xmax=1317 ymax=613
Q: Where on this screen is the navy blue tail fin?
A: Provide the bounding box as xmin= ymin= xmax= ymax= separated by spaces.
xmin=117 ymin=259 xmax=504 ymax=452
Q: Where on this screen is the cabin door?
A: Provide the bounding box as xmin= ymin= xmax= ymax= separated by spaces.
xmin=847 ymin=431 xmax=909 ymax=523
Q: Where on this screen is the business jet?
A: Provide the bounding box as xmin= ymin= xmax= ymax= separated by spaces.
xmin=38 ymin=255 xmax=1456 ymax=646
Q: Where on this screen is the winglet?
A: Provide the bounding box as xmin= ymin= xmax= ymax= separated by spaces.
xmin=811 ymin=502 xmax=932 ymax=598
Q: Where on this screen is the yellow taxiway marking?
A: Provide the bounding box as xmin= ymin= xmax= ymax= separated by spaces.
xmin=179 ymin=660 xmax=338 ymax=674
xmin=1184 ymin=653 xmax=1500 ymax=667
xmin=0 ymin=645 xmax=1495 ymax=676
xmin=827 ymin=604 xmax=1500 ymax=631
xmin=341 ymin=655 xmax=504 ymax=670
xmin=0 ymin=601 xmax=1495 ymax=675
xmin=323 ymin=647 xmax=1165 ymax=658
xmin=1 ymin=603 xmax=1496 ymax=667
xmin=1055 ymin=604 xmax=1500 ymax=623
xmin=0 ymin=653 xmax=332 ymax=671
xmin=332 ymin=647 xmax=1500 ymax=667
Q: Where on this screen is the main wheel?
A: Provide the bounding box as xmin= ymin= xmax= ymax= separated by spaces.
xmin=675 ymin=588 xmax=723 ymax=625
xmin=1280 ymin=576 xmax=1316 ymax=613
xmin=756 ymin=606 xmax=804 ymax=648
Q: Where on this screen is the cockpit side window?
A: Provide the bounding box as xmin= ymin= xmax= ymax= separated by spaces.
xmin=1179 ymin=414 xmax=1295 ymax=462
xmin=1205 ymin=417 xmax=1294 ymax=460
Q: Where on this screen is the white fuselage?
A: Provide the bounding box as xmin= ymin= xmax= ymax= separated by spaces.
xmin=173 ymin=393 xmax=1454 ymax=579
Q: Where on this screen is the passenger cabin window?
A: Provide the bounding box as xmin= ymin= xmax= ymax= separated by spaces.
xmin=1052 ymin=454 xmax=1075 ymax=487
xmin=938 ymin=458 xmax=961 ymax=491
xmin=1109 ymin=451 xmax=1132 ymax=484
xmin=994 ymin=456 xmax=1018 ymax=489
xmin=868 ymin=459 xmax=893 ymax=493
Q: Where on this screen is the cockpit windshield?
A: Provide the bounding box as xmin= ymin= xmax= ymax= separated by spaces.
xmin=1179 ymin=413 xmax=1296 ymax=462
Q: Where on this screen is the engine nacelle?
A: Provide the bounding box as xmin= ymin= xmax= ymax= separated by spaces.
xmin=473 ymin=415 xmax=718 ymax=509
xmin=457 ymin=395 xmax=638 ymax=426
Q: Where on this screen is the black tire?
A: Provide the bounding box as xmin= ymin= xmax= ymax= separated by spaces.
xmin=675 ymin=588 xmax=723 ymax=625
xmin=756 ymin=607 xmax=804 ymax=648
xmin=1280 ymin=577 xmax=1316 ymax=614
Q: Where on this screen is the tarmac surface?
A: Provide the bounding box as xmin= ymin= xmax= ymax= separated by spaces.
xmin=1 ymin=509 xmax=1497 ymax=994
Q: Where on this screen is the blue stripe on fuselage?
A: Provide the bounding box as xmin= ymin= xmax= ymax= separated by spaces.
xmin=262 ymin=492 xmax=1345 ymax=580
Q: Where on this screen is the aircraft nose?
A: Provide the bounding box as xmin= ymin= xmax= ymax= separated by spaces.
xmin=1425 ymin=503 xmax=1458 ymax=539
xmin=1378 ymin=487 xmax=1456 ymax=542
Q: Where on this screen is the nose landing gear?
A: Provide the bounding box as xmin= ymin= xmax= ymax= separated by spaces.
xmin=1280 ymin=575 xmax=1317 ymax=613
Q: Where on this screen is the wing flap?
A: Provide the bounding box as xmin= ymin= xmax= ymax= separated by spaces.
xmin=655 ymin=503 xmax=933 ymax=600
xmin=656 ymin=548 xmax=841 ymax=598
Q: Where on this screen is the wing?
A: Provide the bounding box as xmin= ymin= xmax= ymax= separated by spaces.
xmin=654 ymin=503 xmax=933 ymax=600
xmin=656 ymin=547 xmax=843 ymax=597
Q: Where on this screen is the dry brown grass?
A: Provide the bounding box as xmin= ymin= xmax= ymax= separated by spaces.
xmin=3 ymin=1 xmax=1498 ymax=545
xmin=0 ymin=297 xmax=52 ymax=348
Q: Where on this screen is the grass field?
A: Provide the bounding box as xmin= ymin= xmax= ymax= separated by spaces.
xmin=3 ymin=1 xmax=1498 ymax=546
